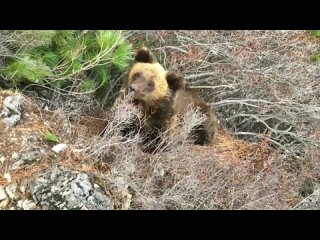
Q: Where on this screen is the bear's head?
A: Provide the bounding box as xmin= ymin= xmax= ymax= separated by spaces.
xmin=127 ymin=47 xmax=185 ymax=105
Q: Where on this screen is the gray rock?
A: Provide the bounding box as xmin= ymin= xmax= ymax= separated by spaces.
xmin=86 ymin=189 xmax=112 ymax=210
xmin=29 ymin=166 xmax=112 ymax=210
xmin=11 ymin=148 xmax=42 ymax=170
xmin=0 ymin=95 xmax=24 ymax=127
xmin=5 ymin=183 xmax=17 ymax=200
xmin=2 ymin=114 xmax=21 ymax=127
xmin=0 ymin=95 xmax=24 ymax=116
xmin=11 ymin=160 xmax=25 ymax=171
xmin=20 ymin=150 xmax=41 ymax=163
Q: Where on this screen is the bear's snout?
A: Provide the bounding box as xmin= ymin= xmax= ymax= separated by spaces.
xmin=129 ymin=80 xmax=154 ymax=99
xmin=129 ymin=84 xmax=137 ymax=93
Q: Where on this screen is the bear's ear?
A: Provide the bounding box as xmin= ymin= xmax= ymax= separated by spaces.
xmin=166 ymin=72 xmax=186 ymax=91
xmin=134 ymin=47 xmax=156 ymax=63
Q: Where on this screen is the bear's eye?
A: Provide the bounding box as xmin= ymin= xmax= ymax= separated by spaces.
xmin=134 ymin=72 xmax=142 ymax=79
xmin=147 ymin=81 xmax=154 ymax=89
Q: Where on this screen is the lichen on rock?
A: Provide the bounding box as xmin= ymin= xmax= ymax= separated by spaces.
xmin=29 ymin=166 xmax=112 ymax=210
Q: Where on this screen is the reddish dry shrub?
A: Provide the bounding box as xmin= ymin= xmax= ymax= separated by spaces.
xmin=92 ymin=30 xmax=320 ymax=209
xmin=82 ymin=94 xmax=317 ymax=209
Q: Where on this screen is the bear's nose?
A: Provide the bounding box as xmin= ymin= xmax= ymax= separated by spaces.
xmin=129 ymin=83 xmax=138 ymax=93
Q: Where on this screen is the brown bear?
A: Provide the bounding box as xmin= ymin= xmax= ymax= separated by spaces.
xmin=117 ymin=47 xmax=221 ymax=153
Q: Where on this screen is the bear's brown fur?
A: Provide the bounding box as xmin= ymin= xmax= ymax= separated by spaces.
xmin=117 ymin=47 xmax=221 ymax=153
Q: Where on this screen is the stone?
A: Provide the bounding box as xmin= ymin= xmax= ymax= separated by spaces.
xmin=10 ymin=148 xmax=42 ymax=170
xmin=20 ymin=150 xmax=40 ymax=163
xmin=52 ymin=144 xmax=68 ymax=153
xmin=0 ymin=95 xmax=24 ymax=127
xmin=29 ymin=166 xmax=112 ymax=210
xmin=11 ymin=160 xmax=25 ymax=171
xmin=5 ymin=183 xmax=17 ymax=200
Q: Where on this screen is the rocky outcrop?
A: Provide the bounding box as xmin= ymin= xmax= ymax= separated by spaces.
xmin=11 ymin=147 xmax=45 ymax=170
xmin=0 ymin=95 xmax=24 ymax=127
xmin=29 ymin=166 xmax=112 ymax=210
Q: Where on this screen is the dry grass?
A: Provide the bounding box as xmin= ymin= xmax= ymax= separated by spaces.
xmin=81 ymin=30 xmax=320 ymax=209
xmin=130 ymin=30 xmax=320 ymax=158
xmin=2 ymin=30 xmax=320 ymax=210
xmin=80 ymin=92 xmax=314 ymax=210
